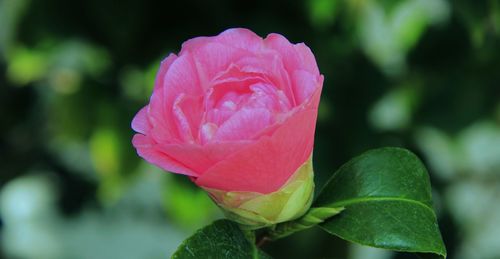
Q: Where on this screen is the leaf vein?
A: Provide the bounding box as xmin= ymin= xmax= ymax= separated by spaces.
xmin=325 ymin=196 xmax=436 ymax=216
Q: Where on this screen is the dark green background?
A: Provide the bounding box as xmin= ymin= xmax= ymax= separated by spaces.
xmin=1 ymin=0 xmax=499 ymax=258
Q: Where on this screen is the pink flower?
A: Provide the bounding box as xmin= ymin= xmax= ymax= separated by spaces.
xmin=132 ymin=28 xmax=323 ymax=207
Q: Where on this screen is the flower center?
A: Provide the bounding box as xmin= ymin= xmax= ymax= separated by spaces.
xmin=198 ymin=70 xmax=292 ymax=143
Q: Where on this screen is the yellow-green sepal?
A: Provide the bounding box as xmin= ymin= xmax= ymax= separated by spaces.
xmin=204 ymin=157 xmax=315 ymax=229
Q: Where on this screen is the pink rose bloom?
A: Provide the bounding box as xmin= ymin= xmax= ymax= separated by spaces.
xmin=132 ymin=28 xmax=323 ymax=226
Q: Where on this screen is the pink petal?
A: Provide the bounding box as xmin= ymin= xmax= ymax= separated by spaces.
xmin=190 ymin=42 xmax=249 ymax=81
xmin=213 ymin=108 xmax=273 ymax=141
xmin=180 ymin=35 xmax=214 ymax=55
xmin=195 ymin=108 xmax=318 ymax=194
xmin=214 ymin=28 xmax=263 ymax=52
xmin=182 ymin=28 xmax=263 ymax=53
xmin=147 ymin=87 xmax=178 ymax=142
xmin=148 ymin=53 xmax=205 ymax=142
xmin=161 ymin=53 xmax=204 ymax=103
xmin=200 ymin=123 xmax=218 ymax=144
xmin=246 ymin=83 xmax=286 ymax=111
xmin=205 ymin=108 xmax=237 ymax=128
xmin=172 ymin=94 xmax=194 ymax=142
xmin=154 ymin=54 xmax=178 ymax=90
xmin=132 ymin=134 xmax=198 ymax=176
xmin=234 ymin=54 xmax=294 ymax=106
xmin=170 ymin=93 xmax=205 ymax=143
xmin=160 ymin=141 xmax=252 ymax=174
xmin=264 ymin=34 xmax=321 ymax=101
xmin=292 ymin=70 xmax=322 ymax=105
xmin=178 ymin=94 xmax=204 ymax=141
xmin=294 ymin=43 xmax=320 ymax=76
xmin=252 ymin=85 xmax=322 ymax=140
xmin=304 ymin=79 xmax=324 ymax=110
xmin=131 ymin=106 xmax=151 ymax=134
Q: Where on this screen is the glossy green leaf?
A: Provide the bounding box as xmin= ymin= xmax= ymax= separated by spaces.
xmin=172 ymin=219 xmax=272 ymax=259
xmin=314 ymin=147 xmax=446 ymax=258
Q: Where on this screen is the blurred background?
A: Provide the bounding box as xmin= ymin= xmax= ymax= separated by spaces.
xmin=0 ymin=0 xmax=499 ymax=258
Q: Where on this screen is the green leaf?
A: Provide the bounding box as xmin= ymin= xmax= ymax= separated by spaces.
xmin=313 ymin=147 xmax=446 ymax=258
xmin=172 ymin=219 xmax=271 ymax=259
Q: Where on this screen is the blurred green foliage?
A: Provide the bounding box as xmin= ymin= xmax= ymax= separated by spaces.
xmin=0 ymin=0 xmax=499 ymax=258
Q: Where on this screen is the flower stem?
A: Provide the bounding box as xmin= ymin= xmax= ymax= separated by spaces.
xmin=267 ymin=207 xmax=344 ymax=240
